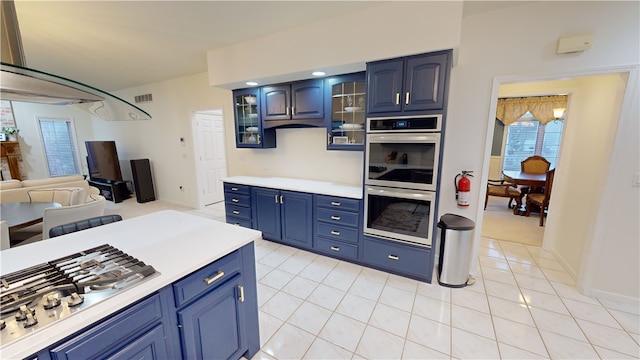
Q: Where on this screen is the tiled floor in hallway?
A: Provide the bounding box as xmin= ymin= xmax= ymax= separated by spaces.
xmin=250 ymin=237 xmax=640 ymax=359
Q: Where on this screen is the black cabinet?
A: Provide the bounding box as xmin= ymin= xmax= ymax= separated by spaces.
xmin=367 ymin=50 xmax=451 ymax=114
xmin=233 ymin=88 xmax=276 ymax=148
xmin=88 ymin=179 xmax=130 ymax=203
xmin=262 ymin=79 xmax=324 ymax=125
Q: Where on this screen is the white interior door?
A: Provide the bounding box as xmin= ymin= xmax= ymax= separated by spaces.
xmin=195 ymin=110 xmax=227 ymax=206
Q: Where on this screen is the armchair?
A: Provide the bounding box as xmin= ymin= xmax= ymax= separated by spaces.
xmin=485 ymin=179 xmax=521 ymax=210
xmin=525 ymin=169 xmax=555 ymax=226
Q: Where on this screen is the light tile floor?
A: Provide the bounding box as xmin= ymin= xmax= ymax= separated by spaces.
xmin=120 ymin=200 xmax=640 ymax=359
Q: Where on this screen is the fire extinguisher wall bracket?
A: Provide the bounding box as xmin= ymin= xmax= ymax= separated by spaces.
xmin=455 ymin=171 xmax=473 ymax=207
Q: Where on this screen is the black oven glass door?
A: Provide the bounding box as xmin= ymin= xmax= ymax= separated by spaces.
xmin=365 ymin=133 xmax=440 ymax=191
xmin=364 ymin=186 xmax=435 ymax=246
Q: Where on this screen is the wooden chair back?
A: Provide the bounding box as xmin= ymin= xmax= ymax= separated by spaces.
xmin=521 ymin=155 xmax=551 ymax=174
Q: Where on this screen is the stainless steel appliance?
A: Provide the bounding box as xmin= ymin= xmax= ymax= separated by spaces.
xmin=0 ymin=244 xmax=158 ymax=346
xmin=364 ymin=114 xmax=442 ymax=246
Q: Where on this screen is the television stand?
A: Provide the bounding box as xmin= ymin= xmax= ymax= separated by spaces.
xmin=88 ymin=179 xmax=130 ymax=203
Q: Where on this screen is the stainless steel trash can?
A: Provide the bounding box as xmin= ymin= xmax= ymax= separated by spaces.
xmin=437 ymin=213 xmax=475 ymax=287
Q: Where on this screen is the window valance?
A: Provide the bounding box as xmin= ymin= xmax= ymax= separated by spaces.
xmin=496 ymin=95 xmax=568 ymax=125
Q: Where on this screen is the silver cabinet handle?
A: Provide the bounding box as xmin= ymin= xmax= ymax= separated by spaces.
xmin=231 ymin=187 xmax=238 ymax=191
xmin=232 ymin=210 xmax=240 ymax=215
xmin=327 ymin=133 xmax=331 ymax=145
xmin=405 ymin=92 xmax=410 ymax=105
xmin=331 ymin=230 xmax=341 ymax=236
xmin=231 ymin=198 xmax=239 ymax=203
xmin=331 ymin=215 xmax=341 ymax=221
xmin=286 ymin=107 xmax=289 ymax=116
xmin=205 ymin=271 xmax=224 ymax=285
xmin=257 ymin=134 xmax=261 ymax=144
xmin=238 ymin=285 xmax=245 ymax=303
xmin=330 ymin=246 xmax=340 ymax=251
xmin=388 ymin=255 xmax=399 ymax=260
xmin=275 ymin=195 xmax=279 ymax=203
xmin=330 ymin=201 xmax=341 ymax=206
xmin=292 ymin=106 xmax=295 ymax=115
xmin=280 ymin=195 xmax=284 ymax=204
xmin=395 ymin=93 xmax=400 ymax=105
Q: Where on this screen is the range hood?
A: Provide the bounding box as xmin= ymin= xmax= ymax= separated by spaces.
xmin=0 ymin=1 xmax=151 ymax=121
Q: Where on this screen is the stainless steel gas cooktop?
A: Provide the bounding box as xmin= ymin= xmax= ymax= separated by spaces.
xmin=0 ymin=244 xmax=158 ymax=346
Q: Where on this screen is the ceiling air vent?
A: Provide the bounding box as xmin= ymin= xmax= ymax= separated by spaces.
xmin=135 ymin=94 xmax=153 ymax=103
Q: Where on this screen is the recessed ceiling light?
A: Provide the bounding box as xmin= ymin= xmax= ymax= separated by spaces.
xmin=311 ymin=71 xmax=326 ymax=76
xmin=246 ymin=81 xmax=258 ymax=86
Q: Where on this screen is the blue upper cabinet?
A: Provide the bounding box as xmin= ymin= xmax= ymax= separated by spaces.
xmin=324 ymin=72 xmax=366 ymax=151
xmin=233 ymin=88 xmax=276 ymax=148
xmin=262 ymin=79 xmax=324 ymax=127
xmin=367 ymin=50 xmax=451 ymax=115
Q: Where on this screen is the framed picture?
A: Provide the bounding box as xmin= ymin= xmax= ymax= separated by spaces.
xmin=333 ymin=136 xmax=349 ymax=144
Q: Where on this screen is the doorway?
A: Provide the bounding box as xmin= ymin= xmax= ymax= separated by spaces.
xmin=192 ymin=109 xmax=228 ymax=208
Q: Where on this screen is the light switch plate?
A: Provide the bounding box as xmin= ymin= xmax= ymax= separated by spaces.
xmin=634 ymin=172 xmax=640 ymax=187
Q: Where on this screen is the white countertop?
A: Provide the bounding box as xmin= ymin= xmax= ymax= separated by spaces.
xmin=223 ymin=176 xmax=363 ymax=199
xmin=0 ymin=210 xmax=262 ymax=359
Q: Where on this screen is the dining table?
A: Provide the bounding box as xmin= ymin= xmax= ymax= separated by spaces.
xmin=502 ymin=170 xmax=548 ymax=214
xmin=1 ymin=202 xmax=61 ymax=231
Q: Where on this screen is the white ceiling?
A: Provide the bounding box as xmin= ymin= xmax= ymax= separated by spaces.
xmin=13 ymin=1 xmax=528 ymax=92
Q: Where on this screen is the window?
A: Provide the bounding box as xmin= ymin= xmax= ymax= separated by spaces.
xmin=38 ymin=118 xmax=81 ymax=177
xmin=502 ymin=112 xmax=564 ymax=172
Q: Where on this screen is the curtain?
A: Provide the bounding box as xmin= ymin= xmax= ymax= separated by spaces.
xmin=496 ymin=95 xmax=568 ymax=125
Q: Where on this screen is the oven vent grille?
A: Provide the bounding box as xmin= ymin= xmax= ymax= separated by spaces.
xmin=135 ymin=94 xmax=153 ymax=103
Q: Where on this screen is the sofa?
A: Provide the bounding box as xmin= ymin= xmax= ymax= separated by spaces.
xmin=0 ymin=175 xmax=99 ymax=204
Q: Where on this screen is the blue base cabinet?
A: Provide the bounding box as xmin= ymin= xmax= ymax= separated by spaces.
xmin=313 ymin=195 xmax=362 ymax=261
xmin=34 ymin=244 xmax=260 ymax=360
xmin=253 ymin=187 xmax=313 ymax=248
xmin=362 ymin=236 xmax=432 ymax=282
xmin=224 ymin=183 xmax=253 ymax=228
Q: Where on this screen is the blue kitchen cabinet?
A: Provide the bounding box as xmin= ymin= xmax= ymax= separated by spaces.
xmin=45 ymin=293 xmax=171 ymax=360
xmin=262 ymin=79 xmax=324 ymax=125
xmin=177 ymin=275 xmax=246 ymax=360
xmin=253 ymin=187 xmax=313 ymax=249
xmin=36 ymin=244 xmax=260 ymax=360
xmin=362 ymin=235 xmax=432 ymax=282
xmin=233 ymin=88 xmax=276 ymax=148
xmin=324 ymin=72 xmax=366 ymax=151
xmin=367 ymin=50 xmax=451 ymax=114
xmin=313 ymin=195 xmax=363 ymax=261
xmin=224 ymin=183 xmax=253 ymax=228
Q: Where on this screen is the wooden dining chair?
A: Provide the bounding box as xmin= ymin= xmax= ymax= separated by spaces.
xmin=525 ymin=169 xmax=555 ymax=226
xmin=485 ymin=179 xmax=521 ymax=210
xmin=521 ymin=155 xmax=551 ymax=174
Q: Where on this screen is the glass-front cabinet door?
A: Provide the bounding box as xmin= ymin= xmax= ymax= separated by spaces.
xmin=325 ymin=72 xmax=366 ymax=151
xmin=233 ymin=88 xmax=275 ymax=148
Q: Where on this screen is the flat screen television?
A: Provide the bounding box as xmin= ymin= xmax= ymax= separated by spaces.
xmin=85 ymin=141 xmax=123 ymax=182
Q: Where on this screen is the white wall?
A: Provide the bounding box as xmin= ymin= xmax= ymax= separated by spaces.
xmin=207 ymin=2 xmax=463 ymax=89
xmin=454 ymin=1 xmax=639 ymax=303
xmin=10 ymin=102 xmax=94 ymax=179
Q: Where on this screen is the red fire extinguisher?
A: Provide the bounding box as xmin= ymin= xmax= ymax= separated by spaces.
xmin=455 ymin=171 xmax=473 ymax=207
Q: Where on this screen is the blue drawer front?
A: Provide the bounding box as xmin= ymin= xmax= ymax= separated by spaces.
xmin=316 ymin=195 xmax=360 ymax=212
xmin=362 ymin=237 xmax=430 ymax=278
xmin=224 ymin=193 xmax=250 ymax=208
xmin=226 ymin=217 xmax=252 ymax=229
xmin=49 ymin=294 xmax=163 ymax=360
xmin=173 ymin=251 xmax=241 ymax=307
xmin=316 ymin=208 xmax=359 ymax=228
xmin=317 ymin=223 xmax=358 ymax=243
xmin=224 ymin=183 xmax=250 ymax=195
xmin=226 ymin=204 xmax=251 ymax=220
xmin=314 ymin=237 xmax=358 ymax=261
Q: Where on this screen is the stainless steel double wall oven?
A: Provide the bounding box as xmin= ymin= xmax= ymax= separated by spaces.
xmin=364 ymin=114 xmax=442 ymax=246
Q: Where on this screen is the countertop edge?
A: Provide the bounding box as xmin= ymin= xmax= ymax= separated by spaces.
xmin=223 ymin=176 xmax=363 ymax=199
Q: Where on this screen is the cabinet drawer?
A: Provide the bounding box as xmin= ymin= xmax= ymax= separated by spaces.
xmin=49 ymin=294 xmax=163 ymax=359
xmin=317 ymin=223 xmax=358 ymax=243
xmin=316 ymin=195 xmax=360 ymax=212
xmin=362 ymin=237 xmax=430 ymax=278
xmin=314 ymin=237 xmax=358 ymax=261
xmin=224 ymin=183 xmax=250 ymax=195
xmin=226 ymin=217 xmax=252 ymax=229
xmin=317 ymin=208 xmax=359 ymax=228
xmin=173 ymin=251 xmax=241 ymax=307
xmin=224 ymin=193 xmax=250 ymax=208
xmin=226 ymin=204 xmax=251 ymax=220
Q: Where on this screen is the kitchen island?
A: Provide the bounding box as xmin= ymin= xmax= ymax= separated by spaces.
xmin=0 ymin=210 xmax=262 ymax=359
